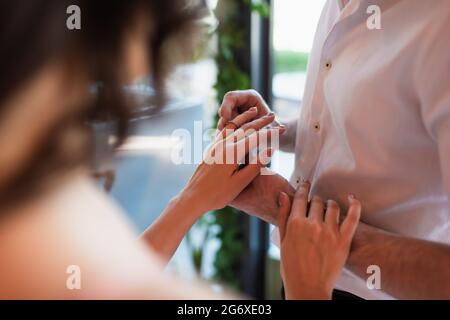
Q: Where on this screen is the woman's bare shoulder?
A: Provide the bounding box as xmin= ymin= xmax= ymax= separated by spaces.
xmin=0 ymin=172 xmax=166 ymax=299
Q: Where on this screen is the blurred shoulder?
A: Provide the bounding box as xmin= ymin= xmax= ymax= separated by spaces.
xmin=0 ymin=172 xmax=163 ymax=299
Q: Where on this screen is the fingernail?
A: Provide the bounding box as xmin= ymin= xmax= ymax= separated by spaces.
xmin=250 ymin=107 xmax=257 ymax=112
xmin=348 ymin=194 xmax=355 ymax=201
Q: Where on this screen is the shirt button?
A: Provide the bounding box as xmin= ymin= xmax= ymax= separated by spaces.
xmin=313 ymin=122 xmax=321 ymax=132
xmin=325 ymin=61 xmax=332 ymax=69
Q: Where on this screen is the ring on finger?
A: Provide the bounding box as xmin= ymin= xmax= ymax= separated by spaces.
xmin=225 ymin=120 xmax=239 ymax=130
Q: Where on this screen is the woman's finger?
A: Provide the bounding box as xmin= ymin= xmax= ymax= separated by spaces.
xmin=278 ymin=192 xmax=291 ymax=242
xmin=325 ymin=200 xmax=340 ymax=231
xmin=225 ymin=116 xmax=286 ymax=145
xmin=340 ymin=195 xmax=361 ymax=246
xmin=309 ymin=196 xmax=325 ymax=222
xmin=240 ymin=112 xmax=276 ymax=132
xmin=216 ymin=126 xmax=284 ymax=165
xmin=291 ymin=181 xmax=310 ymax=219
xmin=233 ymin=127 xmax=284 ymax=161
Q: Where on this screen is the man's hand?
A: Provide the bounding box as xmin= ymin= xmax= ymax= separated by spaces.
xmin=219 ymin=90 xmax=291 ymax=224
xmin=218 ymin=90 xmax=281 ymax=130
xmin=230 ymin=170 xmax=295 ymax=225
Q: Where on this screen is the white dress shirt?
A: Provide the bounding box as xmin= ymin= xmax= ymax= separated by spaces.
xmin=276 ymin=0 xmax=450 ymax=299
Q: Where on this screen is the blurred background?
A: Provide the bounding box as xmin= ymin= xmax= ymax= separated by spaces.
xmin=94 ymin=0 xmax=326 ymax=299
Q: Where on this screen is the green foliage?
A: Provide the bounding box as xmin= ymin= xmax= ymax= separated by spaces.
xmin=210 ymin=207 xmax=244 ymax=289
xmin=274 ymin=50 xmax=309 ymax=74
xmin=244 ymin=0 xmax=270 ymax=17
xmin=185 ymin=215 xmax=213 ymax=274
xmin=214 ymin=0 xmax=270 ymax=115
xmin=213 ymin=5 xmax=251 ymax=111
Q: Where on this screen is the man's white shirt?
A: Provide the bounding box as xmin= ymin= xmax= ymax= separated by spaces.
xmin=274 ymin=0 xmax=450 ymax=299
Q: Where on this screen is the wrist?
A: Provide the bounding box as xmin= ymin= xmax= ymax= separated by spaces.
xmin=175 ymin=189 xmax=208 ymax=218
xmin=285 ymin=286 xmax=332 ymax=300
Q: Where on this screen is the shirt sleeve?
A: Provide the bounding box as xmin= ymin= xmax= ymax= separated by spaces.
xmin=279 ymin=118 xmax=298 ymax=153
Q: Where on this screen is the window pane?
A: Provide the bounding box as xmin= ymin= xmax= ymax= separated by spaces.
xmin=272 ymin=0 xmax=327 ymax=118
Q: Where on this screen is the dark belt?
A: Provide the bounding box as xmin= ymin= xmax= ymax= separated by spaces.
xmin=281 ymin=284 xmax=364 ymax=300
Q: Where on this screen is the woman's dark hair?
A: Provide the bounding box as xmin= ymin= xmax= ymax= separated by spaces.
xmin=0 ymin=0 xmax=202 ymax=207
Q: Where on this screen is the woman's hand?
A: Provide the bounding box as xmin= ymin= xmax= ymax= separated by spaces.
xmin=181 ymin=107 xmax=285 ymax=214
xmin=278 ymin=182 xmax=361 ymax=300
xmin=142 ymin=107 xmax=284 ymax=263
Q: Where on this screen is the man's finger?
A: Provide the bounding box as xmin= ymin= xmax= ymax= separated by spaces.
xmin=217 ymin=107 xmax=259 ymax=140
xmin=217 ymin=117 xmax=227 ymax=132
xmin=225 ymin=107 xmax=258 ymax=130
xmin=220 ymin=90 xmax=266 ymax=121
xmin=291 ymin=181 xmax=310 ymax=219
xmin=278 ymin=192 xmax=291 ymax=242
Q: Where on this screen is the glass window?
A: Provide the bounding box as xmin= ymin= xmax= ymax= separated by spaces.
xmin=272 ymin=0 xmax=327 ymax=119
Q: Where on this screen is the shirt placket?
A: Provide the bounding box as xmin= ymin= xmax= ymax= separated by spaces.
xmin=295 ymin=0 xmax=363 ymax=187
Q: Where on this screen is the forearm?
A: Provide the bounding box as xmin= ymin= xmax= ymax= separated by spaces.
xmin=347 ymin=222 xmax=450 ymax=299
xmin=278 ymin=118 xmax=297 ymax=153
xmin=140 ymin=193 xmax=204 ymax=264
